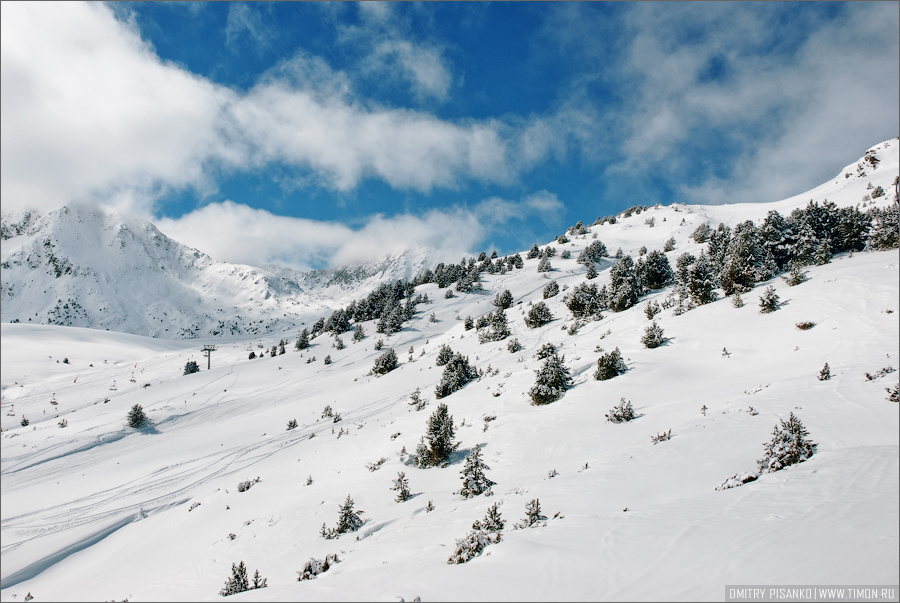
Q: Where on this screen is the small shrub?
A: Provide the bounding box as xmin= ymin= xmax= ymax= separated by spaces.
xmin=507 ymin=338 xmax=523 ymax=353
xmin=391 ymin=471 xmax=411 ymax=502
xmin=818 ymin=363 xmax=831 ymax=381
xmin=795 ymin=321 xmax=816 ymax=330
xmin=183 ymin=360 xmax=200 ymax=375
xmin=287 ymin=419 xmax=298 ymax=430
xmin=644 ymin=300 xmax=661 ymax=320
xmin=297 ymin=553 xmax=340 ymax=581
xmin=323 ymin=355 xmax=332 ymax=365
xmin=515 ymin=498 xmax=547 ymax=529
xmin=650 ymin=429 xmax=672 ymax=444
xmin=447 ymin=530 xmax=490 ymax=564
xmin=524 ymin=301 xmax=553 ymax=328
xmin=606 ymin=398 xmax=635 ymax=423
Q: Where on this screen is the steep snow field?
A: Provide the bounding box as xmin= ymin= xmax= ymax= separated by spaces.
xmin=1 ymin=140 xmax=898 ymax=602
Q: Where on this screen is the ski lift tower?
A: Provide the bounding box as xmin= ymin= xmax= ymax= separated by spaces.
xmin=201 ymin=345 xmax=217 ymax=370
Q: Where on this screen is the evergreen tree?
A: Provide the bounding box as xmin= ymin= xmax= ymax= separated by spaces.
xmin=608 ymin=255 xmax=640 ymax=312
xmin=457 ymin=444 xmax=495 ymax=498
xmin=435 ymin=344 xmax=454 ymax=366
xmin=641 ymin=321 xmax=666 ymax=348
xmin=323 ymin=355 xmax=332 ymax=365
xmin=352 ymin=323 xmax=365 ymax=342
xmin=335 ymin=495 xmax=364 ymax=534
xmin=577 ymin=239 xmax=607 ymax=264
xmin=758 ymin=285 xmax=780 ymax=313
xmin=478 ymin=308 xmax=510 ymax=343
xmin=372 ymin=349 xmax=399 ymax=375
xmin=518 ymin=498 xmax=547 ymax=528
xmin=537 ymin=257 xmax=553 ymax=273
xmin=248 ymin=351 xmax=256 ymax=359
xmin=435 ymin=354 xmax=478 ymax=399
xmin=473 ymin=502 xmax=505 ymax=539
xmin=594 ymin=347 xmax=627 ymax=380
xmin=757 ymin=413 xmax=817 ymax=473
xmin=183 ymin=360 xmax=200 ymax=375
xmin=493 ymin=289 xmax=514 ymax=309
xmin=524 ymin=301 xmax=553 ymax=328
xmin=535 ymin=342 xmax=558 ymax=360
xmin=127 ymin=404 xmax=146 ymax=428
xmin=543 ymin=281 xmax=559 ymax=299
xmin=295 ymin=328 xmax=310 ymax=350
xmin=688 ymin=252 xmax=718 ymax=305
xmin=391 ymin=471 xmax=411 ymax=502
xmin=664 ymin=237 xmax=676 ymax=252
xmin=638 ymin=250 xmax=674 ymax=290
xmin=785 ymin=262 xmax=809 ymax=286
xmin=414 ymin=403 xmax=459 ymax=467
xmin=529 ymin=353 xmax=572 ymax=405
xmin=691 ymin=223 xmax=712 ymax=243
xmin=219 ymin=561 xmax=250 ymax=596
xmin=464 ymin=315 xmax=474 ymax=330
xmin=606 ymin=398 xmax=635 ymax=423
xmin=818 ymin=363 xmax=831 ymax=381
xmin=251 ymin=569 xmax=267 ymax=590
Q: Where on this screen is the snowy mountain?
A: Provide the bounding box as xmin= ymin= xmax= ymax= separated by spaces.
xmin=0 ymin=139 xmax=897 ymax=602
xmin=0 ymin=205 xmax=453 ymax=339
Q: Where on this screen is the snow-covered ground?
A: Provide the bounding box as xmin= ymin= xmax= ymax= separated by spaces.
xmin=1 ymin=140 xmax=898 ymax=602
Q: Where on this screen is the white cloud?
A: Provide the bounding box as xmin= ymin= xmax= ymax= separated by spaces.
xmin=155 ymin=192 xmax=564 ymax=271
xmin=225 ymin=3 xmax=269 ymax=50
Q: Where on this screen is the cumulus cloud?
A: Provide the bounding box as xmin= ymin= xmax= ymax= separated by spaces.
xmin=0 ymin=2 xmax=238 ymax=213
xmin=155 ymin=193 xmax=563 ymax=271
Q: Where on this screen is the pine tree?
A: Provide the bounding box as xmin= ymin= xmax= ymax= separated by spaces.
xmin=527 ymin=243 xmax=541 ymax=259
xmin=529 ymin=353 xmax=572 ymax=405
xmin=757 ymin=413 xmax=817 ymax=473
xmin=335 ymin=495 xmax=364 ymax=534
xmin=391 ymin=471 xmax=411 ymax=502
xmin=251 ymin=569 xmax=267 ymax=590
xmin=219 ymin=561 xmax=250 ymax=596
xmin=415 ymin=403 xmax=459 ymax=467
xmin=435 ymin=344 xmax=454 ymax=366
xmin=464 ymin=315 xmax=474 ymax=330
xmin=688 ymin=252 xmax=718 ymax=305
xmin=818 ymin=363 xmax=831 ymax=381
xmin=594 ymin=347 xmax=627 ymax=380
xmin=478 ymin=308 xmax=510 ymax=343
xmin=493 ymin=289 xmax=514 ymax=309
xmin=638 ymin=250 xmax=674 ymax=290
xmin=524 ymin=301 xmax=553 ymax=328
xmin=372 ymin=349 xmax=399 ymax=375
xmin=758 ymin=285 xmax=780 ymax=313
xmin=183 ymin=360 xmax=200 ymax=375
xmin=585 ymin=262 xmax=598 ymax=280
xmin=435 ymin=354 xmax=478 ymax=399
xmin=295 ymin=328 xmax=310 ymax=350
xmin=127 ymin=404 xmax=146 ymax=428
xmin=473 ymin=502 xmax=506 ymax=540
xmin=641 ymin=321 xmax=666 ymax=348
xmin=457 ymin=444 xmax=495 ymax=498
xmin=606 ymin=398 xmax=635 ymax=423
xmin=352 ymin=323 xmax=365 ymax=342
xmin=609 ymin=255 xmax=640 ymax=311
xmin=543 ymin=281 xmax=559 ymax=298
xmin=537 ymin=257 xmax=553 ymax=273
xmin=518 ymin=498 xmax=547 ymax=528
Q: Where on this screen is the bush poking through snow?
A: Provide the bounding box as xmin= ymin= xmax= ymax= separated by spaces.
xmin=127 ymin=404 xmax=146 ymax=428
xmin=715 ymin=472 xmax=759 ymax=491
xmin=237 ymin=477 xmax=260 ymax=492
xmin=287 ymin=419 xmax=298 ymax=430
xmin=447 ymin=530 xmax=490 ymax=564
xmin=650 ymin=429 xmax=672 ymax=444
xmin=887 ymin=384 xmax=899 ymax=403
xmin=795 ymin=321 xmax=816 ymax=330
xmin=606 ymin=398 xmax=636 ymax=423
xmin=818 ymin=363 xmax=831 ymax=381
xmin=183 ymin=360 xmax=200 ymax=375
xmin=298 ymin=554 xmax=340 ymax=581
xmin=507 ymin=338 xmax=523 ymax=353
xmin=757 ymin=413 xmax=817 ymax=474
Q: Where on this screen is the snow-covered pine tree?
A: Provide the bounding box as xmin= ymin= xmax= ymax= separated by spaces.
xmin=335 ymin=495 xmax=364 ymax=534
xmin=391 ymin=471 xmax=411 ymax=502
xmin=295 ymin=328 xmax=310 ymax=350
xmin=493 ymin=289 xmax=514 ymax=309
xmin=414 ymin=403 xmax=459 ymax=467
xmin=517 ymin=498 xmax=547 ymax=528
xmin=446 ymin=530 xmax=489 ymax=564
xmin=537 ymin=257 xmax=553 ymax=273
xmin=436 ymin=344 xmax=454 ymax=366
xmin=473 ymin=502 xmax=505 ymax=541
xmin=543 ymin=281 xmax=559 ymax=298
xmin=757 ymin=413 xmax=817 ymax=473
xmin=594 ymin=347 xmax=627 ymax=380
xmin=456 ymin=444 xmax=495 ymax=498
xmin=219 ymin=561 xmax=249 ymax=596
xmin=818 ymin=363 xmax=831 ymax=381
xmin=183 ymin=360 xmax=200 ymax=375
xmin=641 ymin=321 xmax=666 ymax=348
xmin=606 ymin=398 xmax=636 ymax=423
xmin=352 ymin=323 xmax=365 ymax=342
xmin=127 ymin=404 xmax=146 ymax=428
xmin=608 ymin=255 xmax=640 ymax=312
xmin=372 ymin=348 xmax=399 ymax=375
xmin=688 ymin=252 xmax=718 ymax=305
xmin=527 ymin=243 xmax=541 ymax=259
xmin=478 ymin=308 xmax=510 ymax=343
xmin=435 ymin=354 xmax=478 ymax=399
xmin=524 ymin=301 xmax=553 ymax=328
xmin=528 ymin=352 xmax=572 ymax=405
xmin=758 ymin=285 xmax=780 ymax=313
xmin=585 ymin=262 xmax=598 ymax=279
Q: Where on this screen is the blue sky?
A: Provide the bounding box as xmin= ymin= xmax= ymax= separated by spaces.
xmin=1 ymin=2 xmax=898 ymax=270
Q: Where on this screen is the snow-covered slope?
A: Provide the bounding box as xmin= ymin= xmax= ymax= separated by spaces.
xmin=0 ymin=205 xmax=452 ymax=339
xmin=0 ymin=139 xmax=897 ymax=602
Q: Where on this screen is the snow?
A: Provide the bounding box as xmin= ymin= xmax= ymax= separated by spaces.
xmin=1 ymin=139 xmax=898 ymax=602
